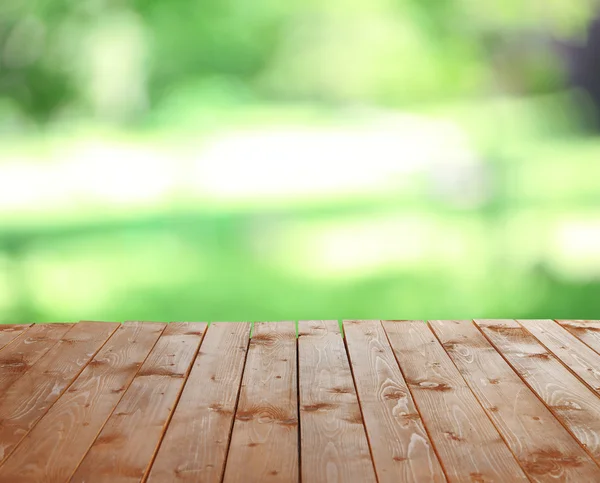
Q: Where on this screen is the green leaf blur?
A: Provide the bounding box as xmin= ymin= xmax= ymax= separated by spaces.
xmin=1 ymin=0 xmax=599 ymax=322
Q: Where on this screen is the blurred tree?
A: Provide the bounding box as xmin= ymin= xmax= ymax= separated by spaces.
xmin=0 ymin=0 xmax=597 ymax=124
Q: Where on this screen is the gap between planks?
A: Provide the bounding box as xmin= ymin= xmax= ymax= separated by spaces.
xmin=431 ymin=319 xmax=600 ymax=481
xmin=0 ymin=322 xmax=119 ymax=469
xmin=475 ymin=319 xmax=600 ymax=468
xmin=0 ymin=322 xmax=168 ymax=482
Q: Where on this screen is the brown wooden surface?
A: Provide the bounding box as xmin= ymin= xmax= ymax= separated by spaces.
xmin=521 ymin=319 xmax=600 ymax=395
xmin=430 ymin=319 xmax=600 ymax=482
xmin=0 ymin=322 xmax=165 ymax=483
xmin=0 ymin=324 xmax=32 ymax=352
xmin=299 ymin=320 xmax=377 ymax=483
xmin=2 ymin=319 xmax=600 ymax=482
xmin=477 ymin=319 xmax=600 ymax=463
xmin=223 ymin=322 xmax=298 ymax=483
xmin=0 ymin=323 xmax=73 ymax=394
xmin=0 ymin=321 xmax=118 ymax=466
xmin=558 ymin=320 xmax=600 ymax=355
xmin=344 ymin=320 xmax=445 ymax=483
xmin=384 ymin=320 xmax=528 ymax=482
xmin=148 ymin=322 xmax=250 ymax=483
xmin=70 ymin=322 xmax=206 ymax=483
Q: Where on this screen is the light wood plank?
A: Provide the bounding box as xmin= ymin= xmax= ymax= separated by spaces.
xmin=148 ymin=322 xmax=251 ymax=483
xmin=223 ymin=322 xmax=298 ymax=483
xmin=522 ymin=319 xmax=600 ymax=395
xmin=431 ymin=319 xmax=600 ymax=482
xmin=557 ymin=320 xmax=600 ymax=355
xmin=69 ymin=322 xmax=206 ymax=483
xmin=299 ymin=320 xmax=377 ymax=483
xmin=0 ymin=324 xmax=32 ymax=352
xmin=343 ymin=320 xmax=445 ymax=483
xmin=0 ymin=323 xmax=73 ymax=393
xmin=476 ymin=319 xmax=600 ymax=463
xmin=383 ymin=320 xmax=528 ymax=482
xmin=0 ymin=321 xmax=118 ymax=466
xmin=0 ymin=322 xmax=166 ymax=483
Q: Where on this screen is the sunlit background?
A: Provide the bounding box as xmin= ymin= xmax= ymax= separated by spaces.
xmin=1 ymin=0 xmax=600 ymax=323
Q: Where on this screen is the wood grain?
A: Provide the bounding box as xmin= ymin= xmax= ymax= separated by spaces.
xmin=0 ymin=323 xmax=73 ymax=393
xmin=557 ymin=320 xmax=600 ymax=355
xmin=69 ymin=322 xmax=206 ymax=483
xmin=223 ymin=322 xmax=298 ymax=483
xmin=0 ymin=324 xmax=32 ymax=352
xmin=383 ymin=320 xmax=528 ymax=482
xmin=0 ymin=321 xmax=118 ymax=466
xmin=431 ymin=319 xmax=600 ymax=482
xmin=343 ymin=320 xmax=445 ymax=483
xmin=476 ymin=319 xmax=600 ymax=463
xmin=147 ymin=322 xmax=251 ymax=483
xmin=0 ymin=322 xmax=166 ymax=483
xmin=298 ymin=320 xmax=377 ymax=483
xmin=521 ymin=319 xmax=600 ymax=395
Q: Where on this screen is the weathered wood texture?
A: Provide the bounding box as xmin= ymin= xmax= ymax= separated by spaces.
xmin=299 ymin=320 xmax=377 ymax=483
xmin=0 ymin=322 xmax=165 ymax=483
xmin=521 ymin=319 xmax=600 ymax=395
xmin=430 ymin=319 xmax=600 ymax=482
xmin=0 ymin=323 xmax=73 ymax=394
xmin=0 ymin=324 xmax=32 ymax=352
xmin=384 ymin=320 xmax=528 ymax=482
xmin=223 ymin=322 xmax=298 ymax=483
xmin=70 ymin=322 xmax=206 ymax=483
xmin=344 ymin=320 xmax=445 ymax=483
xmin=476 ymin=319 xmax=600 ymax=463
xmin=0 ymin=321 xmax=118 ymax=467
xmin=1 ymin=319 xmax=600 ymax=483
xmin=558 ymin=320 xmax=600 ymax=355
xmin=148 ymin=322 xmax=250 ymax=483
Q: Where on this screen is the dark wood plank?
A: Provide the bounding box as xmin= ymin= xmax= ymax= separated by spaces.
xmin=431 ymin=319 xmax=600 ymax=482
xmin=476 ymin=319 xmax=600 ymax=463
xmin=343 ymin=320 xmax=445 ymax=483
xmin=223 ymin=322 xmax=298 ymax=483
xmin=0 ymin=323 xmax=73 ymax=393
xmin=522 ymin=319 xmax=600 ymax=395
xmin=147 ymin=322 xmax=251 ymax=483
xmin=0 ymin=322 xmax=166 ymax=482
xmin=0 ymin=321 xmax=118 ymax=466
xmin=0 ymin=324 xmax=32 ymax=352
xmin=69 ymin=322 xmax=206 ymax=483
xmin=383 ymin=320 xmax=528 ymax=482
xmin=558 ymin=320 xmax=600 ymax=355
xmin=298 ymin=320 xmax=377 ymax=483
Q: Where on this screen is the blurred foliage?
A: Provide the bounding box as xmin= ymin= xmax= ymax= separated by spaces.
xmin=1 ymin=0 xmax=600 ymax=323
xmin=1 ymin=0 xmax=596 ymax=124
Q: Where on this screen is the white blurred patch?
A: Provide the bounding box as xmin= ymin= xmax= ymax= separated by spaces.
xmin=190 ymin=113 xmax=484 ymax=206
xmin=0 ymin=111 xmax=484 ymax=212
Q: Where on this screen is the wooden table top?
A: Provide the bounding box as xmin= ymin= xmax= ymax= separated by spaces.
xmin=0 ymin=320 xmax=599 ymax=482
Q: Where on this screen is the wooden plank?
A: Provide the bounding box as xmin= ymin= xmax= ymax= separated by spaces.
xmin=0 ymin=324 xmax=32 ymax=352
xmin=343 ymin=320 xmax=445 ymax=483
xmin=476 ymin=319 xmax=600 ymax=463
xmin=431 ymin=319 xmax=600 ymax=482
xmin=223 ymin=322 xmax=298 ymax=483
xmin=0 ymin=322 xmax=166 ymax=483
xmin=0 ymin=323 xmax=73 ymax=393
xmin=147 ymin=322 xmax=251 ymax=483
xmin=558 ymin=320 xmax=600 ymax=355
xmin=69 ymin=322 xmax=206 ymax=483
xmin=522 ymin=319 xmax=600 ymax=395
xmin=383 ymin=320 xmax=528 ymax=482
xmin=0 ymin=321 xmax=118 ymax=466
xmin=298 ymin=320 xmax=377 ymax=483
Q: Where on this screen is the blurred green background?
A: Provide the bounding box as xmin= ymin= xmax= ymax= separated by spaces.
xmin=1 ymin=0 xmax=600 ymax=323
